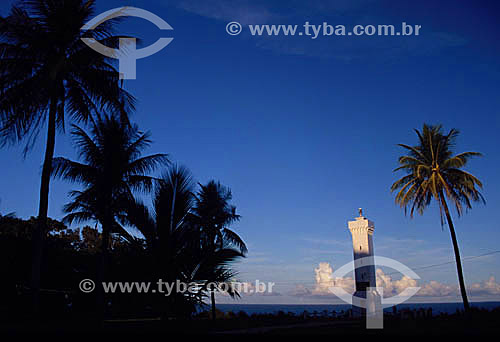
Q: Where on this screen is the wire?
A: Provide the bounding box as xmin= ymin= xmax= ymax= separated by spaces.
xmin=384 ymin=249 xmax=500 ymax=276
xmin=253 ymin=250 xmax=500 ymax=284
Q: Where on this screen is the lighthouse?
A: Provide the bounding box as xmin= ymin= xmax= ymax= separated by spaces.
xmin=348 ymin=208 xmax=378 ymax=317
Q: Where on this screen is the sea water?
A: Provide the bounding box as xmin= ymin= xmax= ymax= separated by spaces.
xmin=215 ymin=302 xmax=500 ymax=316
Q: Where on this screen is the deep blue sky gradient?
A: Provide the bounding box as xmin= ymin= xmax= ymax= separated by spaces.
xmin=1 ymin=0 xmax=499 ymax=303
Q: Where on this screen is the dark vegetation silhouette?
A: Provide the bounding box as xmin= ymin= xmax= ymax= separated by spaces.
xmin=1 ymin=0 xmax=492 ymax=334
xmin=391 ymin=124 xmax=485 ymax=312
xmin=124 ymin=166 xmax=247 ymax=319
xmin=0 ymin=0 xmax=134 ymax=312
xmin=51 ymin=114 xmax=168 ymax=316
xmin=0 ymin=0 xmax=247 ymax=321
xmin=0 ymin=214 xmax=174 ymax=319
xmin=0 ymin=124 xmax=247 ymax=320
xmin=190 ymin=181 xmax=248 ymax=319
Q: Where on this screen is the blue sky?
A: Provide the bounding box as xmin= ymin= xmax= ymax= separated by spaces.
xmin=1 ymin=0 xmax=500 ymax=304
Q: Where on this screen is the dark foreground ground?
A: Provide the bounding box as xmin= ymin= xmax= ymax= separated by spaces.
xmin=1 ymin=309 xmax=499 ymax=336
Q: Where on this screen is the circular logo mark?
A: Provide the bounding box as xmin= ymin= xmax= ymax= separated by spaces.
xmin=79 ymin=279 xmax=96 ymax=293
xmin=329 ymin=256 xmax=421 ymax=308
xmin=226 ymin=22 xmax=243 ymax=36
xmin=81 ymin=7 xmax=174 ymax=79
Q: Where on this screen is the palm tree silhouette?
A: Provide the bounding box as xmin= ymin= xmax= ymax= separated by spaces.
xmin=0 ymin=198 xmax=15 ymax=219
xmin=191 ymin=181 xmax=247 ymax=320
xmin=391 ymin=124 xmax=485 ymax=312
xmin=125 ymin=166 xmax=245 ymax=317
xmin=52 ymin=114 xmax=167 ymax=315
xmin=0 ymin=0 xmax=135 ymax=309
xmin=125 ymin=165 xmax=197 ymax=284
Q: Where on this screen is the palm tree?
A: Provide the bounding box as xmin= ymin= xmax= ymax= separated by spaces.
xmin=0 ymin=198 xmax=15 ymax=219
xmin=0 ymin=0 xmax=135 ymax=308
xmin=191 ymin=181 xmax=247 ymax=320
xmin=391 ymin=124 xmax=484 ymax=312
xmin=52 ymin=114 xmax=167 ymax=314
xmin=126 ymin=165 xmax=197 ymax=279
xmin=125 ymin=166 xmax=245 ymax=317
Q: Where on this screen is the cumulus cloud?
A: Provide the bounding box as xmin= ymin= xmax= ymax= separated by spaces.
xmin=376 ymin=269 xmax=419 ymax=296
xmin=469 ymin=276 xmax=500 ymax=296
xmin=290 ymin=284 xmax=312 ymax=297
xmin=308 ymin=262 xmax=418 ymax=297
xmin=312 ymin=262 xmax=354 ymax=295
xmin=418 ymin=281 xmax=456 ymax=297
xmin=415 ymin=276 xmax=500 ymax=298
xmin=291 ymin=262 xmax=500 ymax=300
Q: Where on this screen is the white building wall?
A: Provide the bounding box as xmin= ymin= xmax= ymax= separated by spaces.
xmin=348 ymin=215 xmax=376 ymax=290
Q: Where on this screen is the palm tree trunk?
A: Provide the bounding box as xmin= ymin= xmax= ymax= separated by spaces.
xmin=440 ymin=194 xmax=470 ymax=312
xmin=31 ymin=96 xmax=58 ymax=314
xmin=97 ymin=219 xmax=111 ymax=320
xmin=211 ymin=289 xmax=216 ymax=321
xmin=208 ymin=229 xmax=218 ymax=321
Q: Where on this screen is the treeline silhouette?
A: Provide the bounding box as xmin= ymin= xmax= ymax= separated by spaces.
xmin=0 ymin=0 xmax=247 ymax=322
xmin=0 ymin=155 xmax=247 ymax=321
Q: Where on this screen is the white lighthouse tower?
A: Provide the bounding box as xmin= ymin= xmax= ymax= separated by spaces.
xmin=348 ymin=208 xmax=377 ymax=317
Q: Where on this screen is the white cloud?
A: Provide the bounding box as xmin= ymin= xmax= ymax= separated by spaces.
xmin=309 ymin=262 xmax=417 ymax=297
xmin=291 ymin=262 xmax=500 ymax=300
xmin=376 ymin=269 xmax=419 ymax=296
xmin=312 ymin=262 xmax=354 ymax=295
xmin=290 ymin=284 xmax=312 ymax=297
xmin=417 ymin=281 xmax=456 ymax=297
xmin=176 ymin=0 xmax=275 ymax=25
xmin=469 ymin=276 xmax=500 ymax=296
xmin=174 ymin=0 xmax=467 ymax=59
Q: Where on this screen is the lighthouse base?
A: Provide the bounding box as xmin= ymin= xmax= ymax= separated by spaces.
xmin=351 ymin=289 xmax=382 ymax=318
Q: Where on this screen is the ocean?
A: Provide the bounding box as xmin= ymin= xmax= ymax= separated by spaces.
xmin=216 ymin=302 xmax=500 ymax=316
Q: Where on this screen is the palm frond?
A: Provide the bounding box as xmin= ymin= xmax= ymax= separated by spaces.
xmin=0 ymin=0 xmax=134 ymax=152
xmin=222 ymin=228 xmax=248 ymax=254
xmin=392 ymin=124 xmax=484 ymax=221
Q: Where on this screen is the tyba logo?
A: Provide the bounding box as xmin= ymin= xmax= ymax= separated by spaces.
xmin=329 ymin=256 xmax=421 ymax=329
xmin=81 ymin=7 xmax=173 ymax=79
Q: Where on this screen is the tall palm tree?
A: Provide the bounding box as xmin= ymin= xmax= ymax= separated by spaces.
xmin=125 ymin=167 xmax=245 ymax=317
xmin=391 ymin=124 xmax=485 ymax=312
xmin=0 ymin=0 xmax=135 ymax=308
xmin=52 ymin=114 xmax=167 ymax=313
xmin=191 ymin=181 xmax=247 ymax=320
